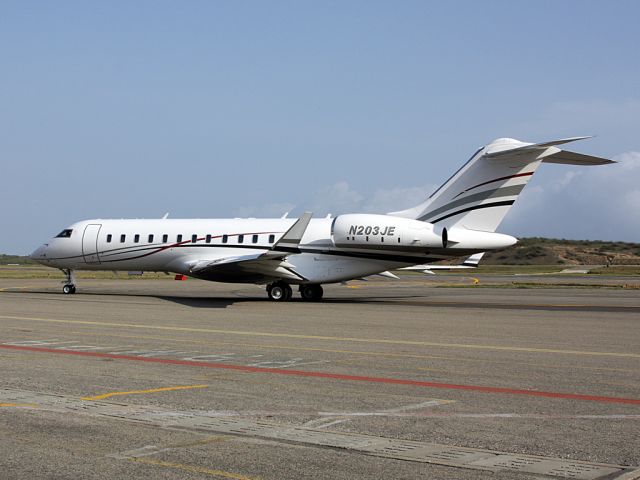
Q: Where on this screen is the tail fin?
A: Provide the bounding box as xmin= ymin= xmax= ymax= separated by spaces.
xmin=390 ymin=137 xmax=614 ymax=232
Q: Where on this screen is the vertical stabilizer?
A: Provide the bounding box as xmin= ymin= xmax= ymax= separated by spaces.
xmin=389 ymin=137 xmax=613 ymax=232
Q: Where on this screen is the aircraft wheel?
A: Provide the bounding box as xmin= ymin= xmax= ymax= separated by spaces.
xmin=300 ymin=284 xmax=323 ymax=301
xmin=267 ymin=282 xmax=292 ymax=301
xmin=63 ymin=284 xmax=76 ymax=294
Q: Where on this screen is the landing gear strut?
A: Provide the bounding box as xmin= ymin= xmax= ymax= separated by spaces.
xmin=61 ymin=269 xmax=76 ymax=294
xmin=299 ymin=284 xmax=323 ymax=301
xmin=266 ymin=281 xmax=293 ymax=301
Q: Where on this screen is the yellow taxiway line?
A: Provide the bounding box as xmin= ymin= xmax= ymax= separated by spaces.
xmin=1 ymin=314 xmax=638 ymax=359
xmin=82 ymin=384 xmax=208 ymax=401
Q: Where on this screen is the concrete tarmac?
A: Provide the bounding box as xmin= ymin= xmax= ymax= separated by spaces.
xmin=0 ymin=277 xmax=639 ymax=479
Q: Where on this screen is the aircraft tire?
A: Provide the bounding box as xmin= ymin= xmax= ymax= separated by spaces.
xmin=267 ymin=282 xmax=292 ymax=301
xmin=63 ymin=284 xmax=76 ymax=294
xmin=284 ymin=283 xmax=293 ymax=300
xmin=300 ymin=284 xmax=323 ymax=301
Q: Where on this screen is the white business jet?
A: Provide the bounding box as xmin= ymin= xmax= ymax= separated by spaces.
xmin=31 ymin=137 xmax=614 ymax=301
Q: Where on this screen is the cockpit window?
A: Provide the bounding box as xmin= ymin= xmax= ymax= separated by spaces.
xmin=56 ymin=229 xmax=73 ymax=238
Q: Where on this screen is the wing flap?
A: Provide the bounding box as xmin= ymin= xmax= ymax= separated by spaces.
xmin=189 ymin=253 xmax=265 ymax=273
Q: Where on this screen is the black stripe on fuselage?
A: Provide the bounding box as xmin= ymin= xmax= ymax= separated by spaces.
xmin=452 ymin=171 xmax=534 ymax=199
xmin=419 ymin=185 xmax=524 ymax=222
xmin=429 ymin=200 xmax=515 ymax=224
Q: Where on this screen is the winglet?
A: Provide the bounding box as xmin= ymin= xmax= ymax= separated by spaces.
xmin=272 ymin=212 xmax=313 ymax=252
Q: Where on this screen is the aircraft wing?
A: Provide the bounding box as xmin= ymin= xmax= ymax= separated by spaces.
xmin=185 ymin=212 xmax=313 ymax=282
xmin=400 ymin=253 xmax=484 ymax=275
xmin=190 ymin=255 xmax=308 ymax=282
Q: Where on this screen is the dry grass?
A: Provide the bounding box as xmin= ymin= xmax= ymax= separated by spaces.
xmin=0 ymin=266 xmax=172 ymax=280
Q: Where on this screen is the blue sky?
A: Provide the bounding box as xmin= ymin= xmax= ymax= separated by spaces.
xmin=1 ymin=1 xmax=639 ymax=254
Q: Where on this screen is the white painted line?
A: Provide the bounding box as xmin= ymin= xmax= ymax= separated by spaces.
xmin=0 ymin=388 xmax=634 ymax=479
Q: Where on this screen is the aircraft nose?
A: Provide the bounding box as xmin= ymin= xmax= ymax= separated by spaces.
xmin=30 ymin=244 xmax=48 ymax=262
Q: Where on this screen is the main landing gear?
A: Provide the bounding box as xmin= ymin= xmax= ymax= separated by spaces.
xmin=61 ymin=269 xmax=76 ymax=294
xmin=299 ymin=284 xmax=323 ymax=301
xmin=265 ymin=282 xmax=324 ymax=301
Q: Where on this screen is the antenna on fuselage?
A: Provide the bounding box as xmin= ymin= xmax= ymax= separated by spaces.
xmin=281 ymin=212 xmax=289 ymax=219
xmin=162 ymin=212 xmax=169 ymax=219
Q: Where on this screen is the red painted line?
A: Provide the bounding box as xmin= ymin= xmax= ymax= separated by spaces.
xmin=2 ymin=344 xmax=639 ymax=405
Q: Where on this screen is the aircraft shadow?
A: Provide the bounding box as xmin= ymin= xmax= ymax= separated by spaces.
xmin=5 ymin=289 xmax=423 ymax=308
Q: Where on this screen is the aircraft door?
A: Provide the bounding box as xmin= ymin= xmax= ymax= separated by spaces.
xmin=82 ymin=224 xmax=102 ymax=264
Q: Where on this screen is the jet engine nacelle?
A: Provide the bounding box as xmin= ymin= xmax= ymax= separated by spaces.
xmin=332 ymin=214 xmax=442 ymax=248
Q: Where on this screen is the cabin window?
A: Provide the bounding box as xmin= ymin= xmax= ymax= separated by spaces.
xmin=162 ymin=234 xmax=168 ymax=243
xmin=269 ymin=234 xmax=275 ymax=243
xmin=397 ymin=237 xmax=401 ymax=243
xmin=252 ymin=234 xmax=258 ymax=244
xmin=120 ymin=234 xmax=126 ymax=243
xmin=206 ymin=234 xmax=212 ymax=243
xmin=134 ymin=234 xmax=140 ymax=243
xmin=222 ymin=235 xmax=228 ymax=244
xmin=177 ymin=234 xmax=183 ymax=242
xmin=148 ymin=234 xmax=154 ymax=243
xmin=56 ymin=229 xmax=73 ymax=238
xmin=106 ymin=234 xmax=112 ymax=243
xmin=192 ymin=234 xmax=198 ymax=243
xmin=238 ymin=234 xmax=244 ymax=244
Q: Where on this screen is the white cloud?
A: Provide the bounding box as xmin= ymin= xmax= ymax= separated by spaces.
xmin=235 ymin=154 xmax=639 ymax=242
xmin=234 ymin=202 xmax=296 ymax=218
xmin=501 ymin=151 xmax=640 ymax=241
xmin=304 ymin=182 xmax=437 ymax=217
xmin=363 ymin=185 xmax=438 ymax=214
xmin=309 ymin=181 xmax=364 ymax=216
xmin=624 ymin=189 xmax=640 ymax=210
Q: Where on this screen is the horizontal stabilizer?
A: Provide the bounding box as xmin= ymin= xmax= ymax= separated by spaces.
xmin=376 ymin=271 xmax=400 ymax=279
xmin=460 ymin=252 xmax=485 ymax=267
xmin=541 ymin=149 xmax=616 ymax=165
xmin=400 ymin=253 xmax=484 ymax=274
xmin=485 ymin=136 xmax=593 ymax=158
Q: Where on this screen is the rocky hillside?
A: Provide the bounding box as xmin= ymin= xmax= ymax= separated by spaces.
xmin=482 ymin=238 xmax=640 ymax=265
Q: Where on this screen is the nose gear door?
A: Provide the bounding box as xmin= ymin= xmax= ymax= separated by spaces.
xmin=82 ymin=224 xmax=102 ymax=264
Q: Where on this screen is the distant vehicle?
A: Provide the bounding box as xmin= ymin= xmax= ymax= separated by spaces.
xmin=31 ymin=137 xmax=614 ymax=301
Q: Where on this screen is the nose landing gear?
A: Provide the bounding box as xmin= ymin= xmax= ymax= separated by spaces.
xmin=61 ymin=269 xmax=77 ymax=294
